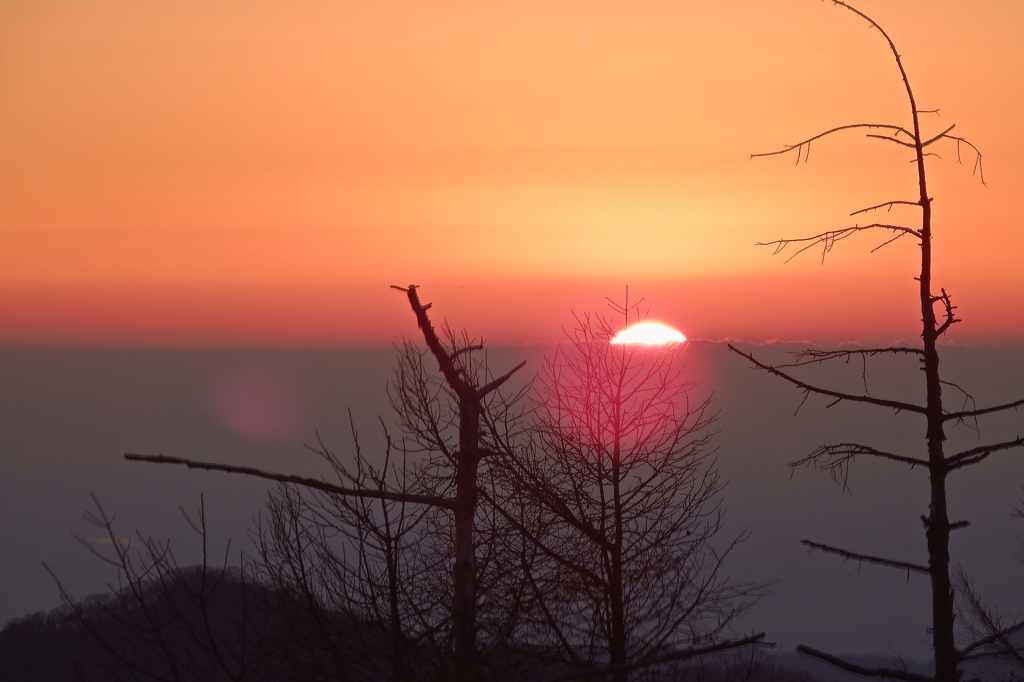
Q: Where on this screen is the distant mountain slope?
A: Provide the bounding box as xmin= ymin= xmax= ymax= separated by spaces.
xmin=0 ymin=607 xmax=89 ymax=682
xmin=1 ymin=564 xmax=845 ymax=682
xmin=0 ymin=566 xmax=400 ymax=682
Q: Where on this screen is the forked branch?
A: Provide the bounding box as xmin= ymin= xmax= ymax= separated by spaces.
xmin=754 ymin=121 xmax=981 ymax=187
xmin=391 ymin=284 xmax=525 ymax=402
xmin=828 ymin=1 xmax=985 ymax=186
xmin=866 ymin=124 xmax=957 ymax=149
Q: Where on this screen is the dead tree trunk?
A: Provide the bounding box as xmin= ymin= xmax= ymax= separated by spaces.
xmin=453 ymin=396 xmax=481 ymax=681
xmin=396 ymin=284 xmax=525 ymax=681
xmin=609 ymin=447 xmax=626 ymax=682
xmin=733 ymin=3 xmax=1024 ymax=682
xmin=401 ymin=285 xmax=484 ymax=680
xmin=911 ymin=52 xmax=957 ymax=682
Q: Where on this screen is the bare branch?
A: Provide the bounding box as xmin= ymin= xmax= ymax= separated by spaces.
xmin=851 ymin=200 xmax=921 ymax=216
xmin=729 ymin=345 xmax=927 ymax=415
xmin=398 ymin=285 xmax=469 ymax=398
xmin=932 ymin=288 xmax=960 ymax=338
xmin=944 ymin=398 xmax=1024 ymax=423
xmin=477 ymin=360 xmax=527 ymax=399
xmin=801 ymin=540 xmax=929 ymax=577
xmin=954 ymin=567 xmax=1024 ymax=669
xmin=450 ymin=344 xmax=484 ymax=360
xmin=124 ymin=454 xmax=455 ymax=509
xmin=960 ymin=619 xmax=1024 ymax=661
xmin=947 ymin=437 xmax=1024 ymax=471
xmin=752 ymin=123 xmax=913 ymax=161
xmin=793 ymin=443 xmax=928 ymax=490
xmin=757 ymin=224 xmax=920 ymax=263
xmin=871 ymin=232 xmax=910 ymax=253
xmin=796 ymin=645 xmax=933 ymax=682
xmin=822 ymin=3 xmax=917 ymax=129
xmin=865 ymin=134 xmax=915 ymax=148
xmin=778 ymin=347 xmax=923 ymax=369
xmin=939 ymin=379 xmax=978 ymax=429
xmin=921 ymin=124 xmax=957 ymax=148
xmin=948 ymin=135 xmax=987 ymax=185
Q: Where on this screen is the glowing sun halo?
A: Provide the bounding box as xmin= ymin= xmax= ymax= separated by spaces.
xmin=610 ymin=322 xmax=687 ymax=346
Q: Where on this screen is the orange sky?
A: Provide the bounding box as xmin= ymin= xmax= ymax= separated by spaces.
xmin=1 ymin=0 xmax=1022 ymax=346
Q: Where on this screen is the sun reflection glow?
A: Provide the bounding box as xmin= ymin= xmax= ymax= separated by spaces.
xmin=610 ymin=322 xmax=686 ymax=346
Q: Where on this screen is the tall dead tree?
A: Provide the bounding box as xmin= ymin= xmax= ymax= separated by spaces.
xmin=126 ymin=284 xmax=526 ymax=682
xmin=388 ymin=284 xmax=527 ymax=681
xmin=732 ymin=4 xmax=1024 ymax=682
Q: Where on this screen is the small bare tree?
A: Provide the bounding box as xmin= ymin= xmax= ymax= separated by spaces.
xmin=247 ymin=418 xmax=439 ymax=682
xmin=53 ymin=488 xmax=425 ymax=682
xmin=64 ymin=383 xmax=519 ymax=681
xmin=732 ymin=3 xmax=1024 ymax=682
xmin=126 ymin=284 xmax=528 ymax=682
xmin=951 ymin=498 xmax=1024 ymax=680
xmin=499 ymin=296 xmax=763 ymax=682
xmin=49 ymin=496 xmax=276 ymax=682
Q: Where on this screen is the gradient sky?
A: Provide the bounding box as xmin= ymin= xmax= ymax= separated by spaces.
xmin=2 ymin=0 xmax=1022 ymax=346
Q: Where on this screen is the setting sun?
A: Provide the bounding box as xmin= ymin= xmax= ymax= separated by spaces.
xmin=610 ymin=322 xmax=686 ymax=345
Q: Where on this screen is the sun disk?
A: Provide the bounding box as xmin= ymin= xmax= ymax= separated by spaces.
xmin=610 ymin=322 xmax=686 ymax=345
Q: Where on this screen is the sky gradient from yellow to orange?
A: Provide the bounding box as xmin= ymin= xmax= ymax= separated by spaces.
xmin=1 ymin=0 xmax=1022 ymax=346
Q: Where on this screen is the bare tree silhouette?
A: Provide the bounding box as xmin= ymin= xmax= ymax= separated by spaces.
xmin=51 ymin=489 xmax=433 ymax=682
xmin=48 ymin=496 xmax=279 ymax=682
xmin=56 ymin=287 xmax=774 ymax=682
xmin=497 ymin=295 xmax=764 ymax=681
xmin=247 ymin=418 xmax=439 ymax=682
xmin=950 ymin=497 xmax=1024 ymax=680
xmin=125 ymin=285 xmax=528 ymax=682
xmin=731 ymin=3 xmax=1024 ymax=682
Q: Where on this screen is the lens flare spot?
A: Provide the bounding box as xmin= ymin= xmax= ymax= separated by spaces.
xmin=208 ymin=368 xmax=302 ymax=443
xmin=610 ymin=322 xmax=686 ymax=346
